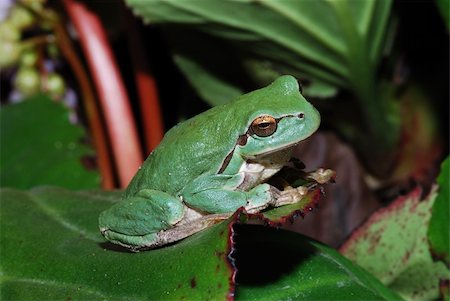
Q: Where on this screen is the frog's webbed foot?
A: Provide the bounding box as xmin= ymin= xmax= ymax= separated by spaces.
xmin=270 ymin=186 xmax=309 ymax=207
xmin=244 ymin=184 xmax=304 ymax=213
xmin=99 ymin=189 xmax=186 ymax=250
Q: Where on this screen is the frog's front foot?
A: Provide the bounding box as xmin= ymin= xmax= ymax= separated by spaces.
xmin=272 ymin=186 xmax=309 ymax=207
xmin=244 ymin=184 xmax=306 ymax=213
xmin=306 ymin=168 xmax=336 ymax=184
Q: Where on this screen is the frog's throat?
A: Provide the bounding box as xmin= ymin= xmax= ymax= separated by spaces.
xmin=238 ymin=146 xmax=294 ymax=191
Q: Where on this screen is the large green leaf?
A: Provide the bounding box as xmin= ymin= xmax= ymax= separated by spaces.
xmin=340 ymin=187 xmax=449 ymax=301
xmin=0 ymin=187 xmax=232 ymax=300
xmin=127 ymin=0 xmax=391 ymax=90
xmin=1 ymin=186 xmax=400 ymax=300
xmin=234 ymin=225 xmax=401 ymax=301
xmin=0 ymin=95 xmax=100 ymax=189
xmin=127 ymin=0 xmax=392 ymax=101
xmin=428 ymin=157 xmax=449 ymax=264
xmin=174 ymin=48 xmax=244 ymax=105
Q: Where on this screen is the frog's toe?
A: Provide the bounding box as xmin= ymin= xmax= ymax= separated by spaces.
xmin=101 ymin=228 xmax=158 ymax=251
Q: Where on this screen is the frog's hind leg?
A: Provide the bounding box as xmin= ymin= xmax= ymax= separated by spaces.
xmin=99 ymin=189 xmax=185 ymax=251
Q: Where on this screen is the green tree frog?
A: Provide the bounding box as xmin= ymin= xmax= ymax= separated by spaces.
xmin=99 ymin=75 xmax=321 ymax=251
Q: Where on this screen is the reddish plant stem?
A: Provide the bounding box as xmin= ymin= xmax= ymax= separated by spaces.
xmin=125 ymin=12 xmax=164 ymax=154
xmin=53 ymin=22 xmax=115 ymax=189
xmin=63 ymin=0 xmax=143 ymax=187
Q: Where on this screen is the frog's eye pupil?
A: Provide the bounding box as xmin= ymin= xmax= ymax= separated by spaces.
xmin=250 ymin=115 xmax=277 ymax=137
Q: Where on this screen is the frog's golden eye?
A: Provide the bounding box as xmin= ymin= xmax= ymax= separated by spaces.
xmin=250 ymin=115 xmax=277 ymax=137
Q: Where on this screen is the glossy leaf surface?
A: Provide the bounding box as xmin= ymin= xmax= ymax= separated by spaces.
xmin=0 ymin=187 xmax=232 ymax=300
xmin=234 ymin=225 xmax=401 ymax=301
xmin=1 ymin=186 xmax=399 ymax=300
xmin=0 ymin=95 xmax=99 ymax=189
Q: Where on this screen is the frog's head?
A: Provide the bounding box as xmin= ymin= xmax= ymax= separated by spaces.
xmin=233 ymin=75 xmax=320 ymax=158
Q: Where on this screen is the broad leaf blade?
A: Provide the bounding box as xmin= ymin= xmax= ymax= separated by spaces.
xmin=340 ymin=187 xmax=449 ymax=300
xmin=0 ymin=187 xmax=232 ymax=300
xmin=234 ymin=225 xmax=402 ymax=301
xmin=2 ymin=186 xmax=401 ymax=300
xmin=175 ymin=54 xmax=243 ymax=106
xmin=126 ymin=0 xmax=392 ymax=98
xmin=0 ymin=96 xmax=99 ymax=189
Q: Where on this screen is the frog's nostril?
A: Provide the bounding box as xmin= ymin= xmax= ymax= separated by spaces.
xmin=298 ymin=113 xmax=305 ymax=119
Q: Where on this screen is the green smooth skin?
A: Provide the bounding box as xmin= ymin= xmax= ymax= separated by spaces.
xmin=99 ymin=75 xmax=320 ymax=250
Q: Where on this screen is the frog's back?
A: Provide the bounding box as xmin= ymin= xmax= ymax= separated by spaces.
xmin=124 ymin=102 xmax=242 ymax=197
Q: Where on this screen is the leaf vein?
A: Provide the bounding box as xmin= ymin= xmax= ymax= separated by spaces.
xmin=2 ymin=276 xmax=110 ymax=299
xmin=28 ymin=192 xmax=100 ymax=242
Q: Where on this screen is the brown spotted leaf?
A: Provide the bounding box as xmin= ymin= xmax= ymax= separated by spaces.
xmin=340 ymin=187 xmax=449 ymax=300
xmin=428 ymin=157 xmax=450 ymax=264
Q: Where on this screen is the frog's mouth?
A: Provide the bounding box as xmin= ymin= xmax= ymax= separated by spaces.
xmin=245 ymin=142 xmax=299 ymax=159
xmin=218 ymin=137 xmax=302 ymax=175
